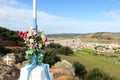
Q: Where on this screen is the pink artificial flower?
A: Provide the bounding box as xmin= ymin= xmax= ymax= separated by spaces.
xmin=18 ymin=31 xmax=29 ymax=39
xmin=23 ymin=34 xmax=27 ymax=39
xmin=45 ymin=37 xmax=48 ymax=42
xmin=23 ymin=31 xmax=28 ymax=39
xmin=18 ymin=31 xmax=22 ymax=36
xmin=26 ymin=31 xmax=29 ymax=34
xmin=18 ymin=31 xmax=24 ymax=38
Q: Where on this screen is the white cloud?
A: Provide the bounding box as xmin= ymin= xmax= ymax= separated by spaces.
xmin=0 ymin=2 xmax=64 ymax=32
xmin=104 ymin=10 xmax=120 ymax=20
xmin=0 ymin=0 xmax=18 ymax=6
xmin=0 ymin=0 xmax=120 ymax=34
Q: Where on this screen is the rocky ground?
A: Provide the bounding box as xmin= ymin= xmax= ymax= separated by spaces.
xmin=0 ymin=60 xmax=76 ymax=80
xmin=0 ymin=63 xmax=20 ymax=80
xmin=51 ymin=60 xmax=76 ymax=80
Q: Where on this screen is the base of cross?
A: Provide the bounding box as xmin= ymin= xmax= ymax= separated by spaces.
xmin=19 ymin=63 xmax=53 ymax=80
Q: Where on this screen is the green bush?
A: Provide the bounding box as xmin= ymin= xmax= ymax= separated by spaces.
xmin=47 ymin=43 xmax=73 ymax=56
xmin=43 ymin=49 xmax=61 ymax=67
xmin=42 ymin=43 xmax=73 ymax=67
xmin=0 ymin=27 xmax=23 ymax=46
xmin=47 ymin=43 xmax=62 ymax=49
xmin=73 ymin=61 xmax=87 ymax=80
xmin=0 ymin=44 xmax=11 ymax=55
xmin=85 ymin=68 xmax=117 ymax=80
xmin=109 ymin=55 xmax=118 ymax=58
xmin=58 ymin=46 xmax=73 ymax=55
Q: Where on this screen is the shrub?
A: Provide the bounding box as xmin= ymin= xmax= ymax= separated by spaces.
xmin=85 ymin=68 xmax=116 ymax=80
xmin=47 ymin=43 xmax=62 ymax=49
xmin=73 ymin=61 xmax=87 ymax=80
xmin=43 ymin=49 xmax=61 ymax=67
xmin=0 ymin=44 xmax=11 ymax=56
xmin=47 ymin=43 xmax=73 ymax=56
xmin=58 ymin=46 xmax=73 ymax=55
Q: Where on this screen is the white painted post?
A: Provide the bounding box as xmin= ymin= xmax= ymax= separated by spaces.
xmin=33 ymin=0 xmax=37 ymax=32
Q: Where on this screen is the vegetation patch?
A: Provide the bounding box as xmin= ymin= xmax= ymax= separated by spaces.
xmin=60 ymin=50 xmax=120 ymax=79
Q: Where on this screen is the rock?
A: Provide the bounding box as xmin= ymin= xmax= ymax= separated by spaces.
xmin=51 ymin=60 xmax=75 ymax=80
xmin=0 ymin=64 xmax=20 ymax=80
xmin=14 ymin=63 xmax=23 ymax=69
xmin=1 ymin=53 xmax=26 ymax=65
xmin=14 ymin=53 xmax=25 ymax=64
xmin=1 ymin=53 xmax=16 ymax=65
xmin=55 ymin=75 xmax=74 ymax=80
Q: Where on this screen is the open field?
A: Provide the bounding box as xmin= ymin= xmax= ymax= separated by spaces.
xmin=59 ymin=50 xmax=120 ymax=79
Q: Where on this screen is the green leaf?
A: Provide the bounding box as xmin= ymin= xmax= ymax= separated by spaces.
xmin=25 ymin=54 xmax=32 ymax=60
xmin=29 ymin=49 xmax=36 ymax=54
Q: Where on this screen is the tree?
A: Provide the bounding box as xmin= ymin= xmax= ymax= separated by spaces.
xmin=73 ymin=61 xmax=87 ymax=80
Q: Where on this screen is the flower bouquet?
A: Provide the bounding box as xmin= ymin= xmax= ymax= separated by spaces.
xmin=18 ymin=27 xmax=52 ymax=80
xmin=18 ymin=27 xmax=48 ymax=63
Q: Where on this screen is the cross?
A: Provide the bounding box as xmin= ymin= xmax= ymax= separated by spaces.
xmin=4 ymin=55 xmax=12 ymax=65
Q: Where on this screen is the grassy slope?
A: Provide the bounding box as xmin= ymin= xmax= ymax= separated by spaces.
xmin=59 ymin=51 xmax=120 ymax=79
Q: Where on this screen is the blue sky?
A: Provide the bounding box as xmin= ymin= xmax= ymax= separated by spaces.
xmin=0 ymin=0 xmax=120 ymax=34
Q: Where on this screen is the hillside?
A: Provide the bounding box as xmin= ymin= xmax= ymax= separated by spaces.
xmin=60 ymin=51 xmax=120 ymax=79
xmin=84 ymin=32 xmax=120 ymax=40
xmin=0 ymin=27 xmax=24 ymax=46
xmin=48 ymin=32 xmax=120 ymax=40
xmin=1 ymin=26 xmax=120 ymax=46
xmin=48 ymin=32 xmax=120 ymax=44
xmin=47 ymin=33 xmax=84 ymax=38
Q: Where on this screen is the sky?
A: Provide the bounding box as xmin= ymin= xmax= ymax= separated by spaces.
xmin=0 ymin=0 xmax=120 ymax=34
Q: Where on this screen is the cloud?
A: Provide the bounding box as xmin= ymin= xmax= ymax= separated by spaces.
xmin=0 ymin=0 xmax=16 ymax=2
xmin=104 ymin=10 xmax=120 ymax=20
xmin=0 ymin=0 xmax=18 ymax=6
xmin=0 ymin=2 xmax=66 ymax=32
xmin=0 ymin=0 xmax=120 ymax=34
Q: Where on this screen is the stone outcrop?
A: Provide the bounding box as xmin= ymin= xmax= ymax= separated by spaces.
xmin=1 ymin=53 xmax=16 ymax=65
xmin=51 ymin=60 xmax=75 ymax=80
xmin=0 ymin=64 xmax=20 ymax=80
xmin=0 ymin=59 xmax=76 ymax=80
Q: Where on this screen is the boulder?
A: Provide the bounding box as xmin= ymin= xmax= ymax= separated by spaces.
xmin=0 ymin=64 xmax=20 ymax=80
xmin=1 ymin=53 xmax=16 ymax=65
xmin=51 ymin=60 xmax=75 ymax=80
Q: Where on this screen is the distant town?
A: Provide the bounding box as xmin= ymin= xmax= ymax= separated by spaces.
xmin=50 ymin=38 xmax=120 ymax=53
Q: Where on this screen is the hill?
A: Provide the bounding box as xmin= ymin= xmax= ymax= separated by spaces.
xmin=84 ymin=32 xmax=120 ymax=40
xmin=47 ymin=33 xmax=84 ymax=38
xmin=48 ymin=32 xmax=120 ymax=40
xmin=0 ymin=27 xmax=24 ymax=46
xmin=48 ymin=32 xmax=120 ymax=44
xmin=1 ymin=26 xmax=120 ymax=46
